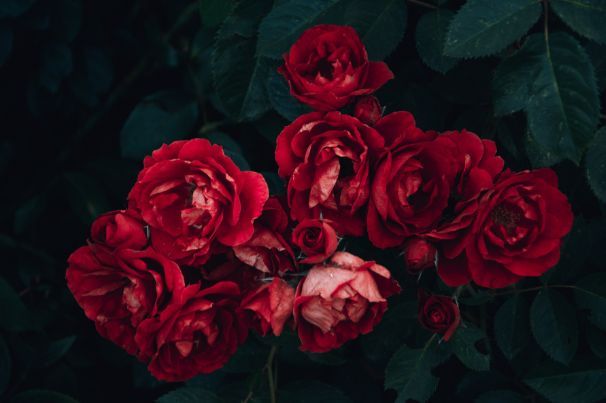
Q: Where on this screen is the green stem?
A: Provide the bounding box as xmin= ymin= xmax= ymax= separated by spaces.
xmin=407 ymin=0 xmax=438 ymax=9
xmin=266 ymin=345 xmax=278 ymax=403
xmin=492 ymin=284 xmax=579 ymax=296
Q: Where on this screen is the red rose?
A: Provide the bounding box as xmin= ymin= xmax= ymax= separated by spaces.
xmin=66 ymin=245 xmax=184 ymax=356
xmin=128 ymin=139 xmax=269 ymax=266
xmin=275 ymin=111 xmax=385 ymax=235
xmin=135 ymin=281 xmax=247 ymax=382
xmin=232 ymin=197 xmax=297 ymax=275
xmin=279 ymin=25 xmax=393 ymax=111
xmin=90 ymin=210 xmax=148 ymax=250
xmin=241 ymin=277 xmax=295 ymax=337
xmin=438 ymin=169 xmax=573 ymax=288
xmin=293 ymin=252 xmax=400 ymax=353
xmin=368 ymin=122 xmax=504 ymax=249
xmin=367 ymin=113 xmax=455 ymax=248
xmin=402 ymin=238 xmax=436 ymax=274
xmin=292 ymin=218 xmax=338 ymax=264
xmin=417 ymin=289 xmax=460 ymax=341
xmin=354 ymin=96 xmax=382 ymax=126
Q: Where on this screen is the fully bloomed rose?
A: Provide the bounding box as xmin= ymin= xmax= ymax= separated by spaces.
xmin=90 ymin=210 xmax=148 ymax=250
xmin=66 ymin=245 xmax=184 ymax=356
xmin=241 ymin=277 xmax=295 ymax=337
xmin=294 ymin=252 xmax=400 ymax=353
xmin=276 ymin=111 xmax=384 ymax=236
xmin=417 ymin=289 xmax=460 ymax=341
xmin=128 ymin=139 xmax=269 ymax=266
xmin=135 ymin=281 xmax=247 ymax=382
xmin=232 ymin=197 xmax=297 ymax=275
xmin=368 ymin=120 xmax=504 ymax=249
xmin=437 ymin=169 xmax=573 ymax=288
xmin=279 ymin=25 xmax=393 ymax=111
xmin=292 ymin=218 xmax=338 ymax=264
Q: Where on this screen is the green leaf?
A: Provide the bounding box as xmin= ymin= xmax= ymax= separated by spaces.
xmin=586 ymin=323 xmax=606 ymax=359
xmin=525 ymin=32 xmax=600 ymax=163
xmin=530 ymin=288 xmax=578 ymax=364
xmin=494 ymin=295 xmax=530 ymax=360
xmin=0 ymin=0 xmax=36 ymax=18
xmin=62 ymin=172 xmax=110 ymax=225
xmin=574 ymin=273 xmax=606 ymax=330
xmin=212 ymin=0 xmax=273 ymax=121
xmin=199 ymin=0 xmax=234 ymax=28
xmin=444 ymin=0 xmax=542 ymax=58
xmin=524 ymin=361 xmax=606 ymax=403
xmin=343 ymin=0 xmax=407 ymax=60
xmin=0 ymin=25 xmax=12 ymax=66
xmin=0 ymin=334 xmax=10 ymax=395
xmin=221 ymin=339 xmax=267 ymax=373
xmin=39 ymin=43 xmax=73 ymax=93
xmin=475 ymin=390 xmax=524 ymax=403
xmin=586 ymin=127 xmax=606 ymax=202
xmin=279 ymin=381 xmax=353 ymax=403
xmin=156 ymin=387 xmax=220 ymax=403
xmin=120 ymin=91 xmax=198 ymax=160
xmin=50 ymin=0 xmax=82 ymax=43
xmin=451 ymin=324 xmax=490 ymax=371
xmin=551 ymin=0 xmax=606 ymax=44
xmin=416 ymin=10 xmax=458 ymax=74
xmin=524 ymin=130 xmax=565 ymax=168
xmin=266 ymin=68 xmax=311 ymax=121
xmin=10 ymin=390 xmax=79 ymax=403
xmin=492 ymin=35 xmax=544 ymax=116
xmin=0 ymin=277 xmax=33 ymax=332
xmin=37 ymin=336 xmax=76 ymax=368
xmin=586 ymin=42 xmax=606 ymax=92
xmin=205 ymin=132 xmax=250 ymax=170
xmin=257 ymin=0 xmax=341 ymax=59
xmin=385 ymin=340 xmax=449 ymax=403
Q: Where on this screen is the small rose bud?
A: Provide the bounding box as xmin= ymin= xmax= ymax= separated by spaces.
xmin=402 ymin=238 xmax=436 ymax=273
xmin=417 ymin=289 xmax=460 ymax=341
xmin=354 ymin=95 xmax=382 ymax=125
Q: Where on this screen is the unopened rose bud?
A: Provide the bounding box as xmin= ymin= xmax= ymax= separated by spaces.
xmin=403 ymin=238 xmax=436 ymax=273
xmin=354 ymin=96 xmax=382 ymax=125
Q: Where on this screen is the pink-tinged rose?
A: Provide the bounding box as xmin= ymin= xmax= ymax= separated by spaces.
xmin=66 ymin=245 xmax=184 ymax=357
xmin=417 ymin=289 xmax=460 ymax=341
xmin=275 ymin=111 xmax=385 ymax=236
xmin=279 ymin=25 xmax=393 ymax=111
xmin=128 ymin=139 xmax=269 ymax=266
xmin=90 ymin=210 xmax=148 ymax=250
xmin=293 ymin=252 xmax=400 ymax=352
xmin=292 ymin=218 xmax=338 ymax=264
xmin=402 ymin=238 xmax=436 ymax=274
xmin=241 ymin=277 xmax=295 ymax=336
xmin=233 ymin=197 xmax=297 ymax=275
xmin=354 ymin=96 xmax=382 ymax=126
xmin=438 ymin=169 xmax=573 ymax=288
xmin=135 ymin=281 xmax=247 ymax=382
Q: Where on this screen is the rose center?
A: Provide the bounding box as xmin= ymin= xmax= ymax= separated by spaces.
xmin=317 ymin=58 xmax=334 ymax=79
xmin=490 ymin=204 xmax=521 ymax=230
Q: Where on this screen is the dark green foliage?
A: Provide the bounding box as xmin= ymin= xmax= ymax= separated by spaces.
xmin=1 ymin=0 xmax=605 ymax=402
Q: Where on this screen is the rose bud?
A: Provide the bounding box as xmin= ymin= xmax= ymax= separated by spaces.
xmin=294 ymin=252 xmax=400 ymax=353
xmin=135 ymin=281 xmax=247 ymax=382
xmin=279 ymin=25 xmax=393 ymax=111
xmin=66 ymin=245 xmax=185 ymax=356
xmin=128 ymin=139 xmax=269 ymax=266
xmin=292 ymin=219 xmax=338 ymax=264
xmin=417 ymin=289 xmax=460 ymax=341
xmin=275 ymin=111 xmax=385 ymax=236
xmin=233 ymin=197 xmax=297 ymax=275
xmin=90 ymin=210 xmax=148 ymax=250
xmin=437 ymin=168 xmax=573 ymax=289
xmin=402 ymin=238 xmax=436 ymax=274
xmin=241 ymin=277 xmax=295 ymax=337
xmin=354 ymin=96 xmax=382 ymax=126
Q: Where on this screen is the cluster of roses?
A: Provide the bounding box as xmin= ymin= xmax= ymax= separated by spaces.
xmin=66 ymin=24 xmax=573 ymax=382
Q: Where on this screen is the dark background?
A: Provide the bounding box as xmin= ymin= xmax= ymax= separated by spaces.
xmin=1 ymin=0 xmax=606 ymax=402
